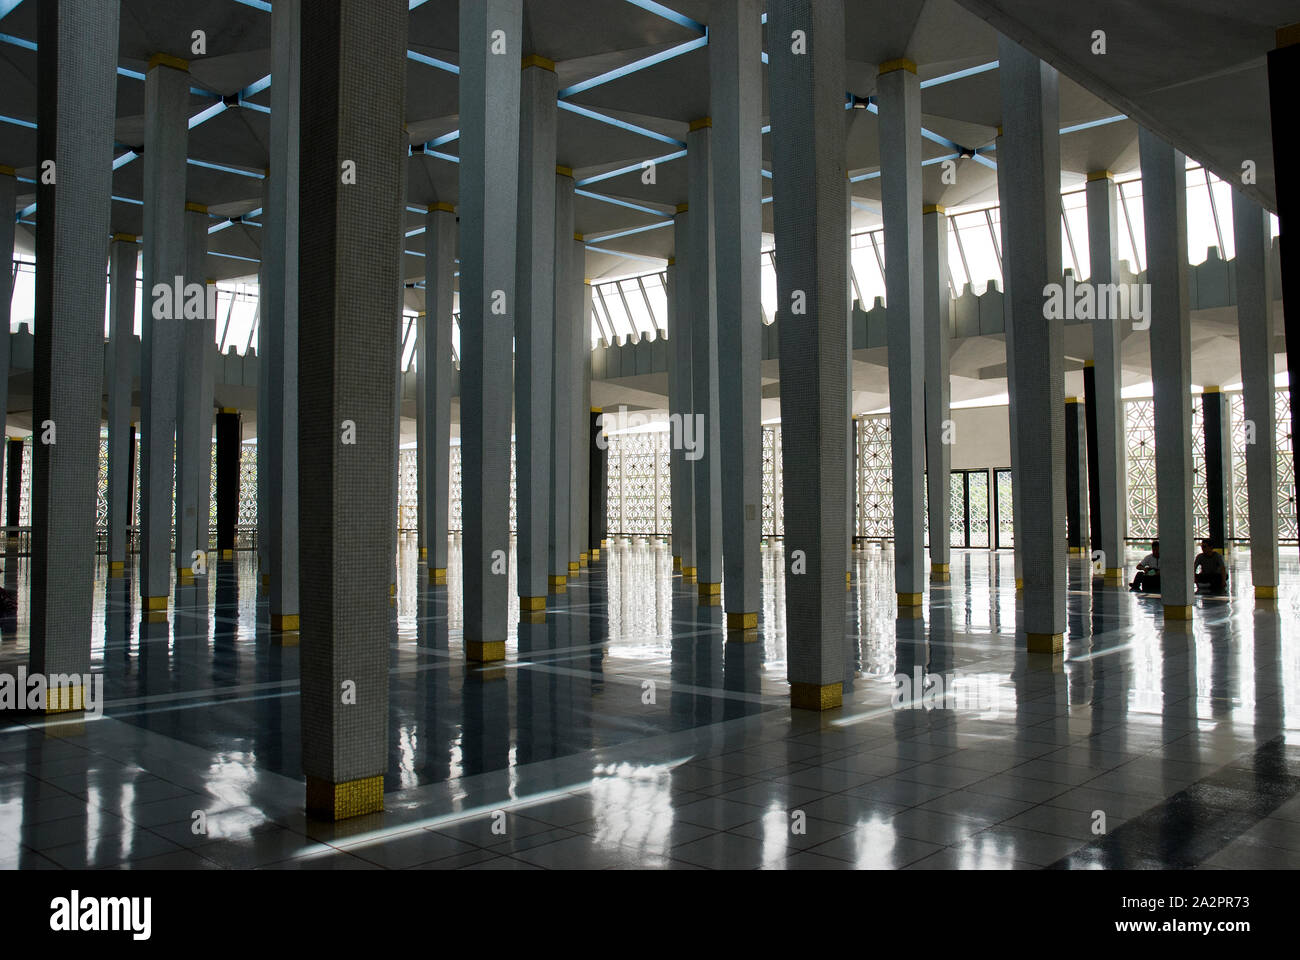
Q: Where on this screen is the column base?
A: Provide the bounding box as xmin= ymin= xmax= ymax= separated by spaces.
xmin=261 ymin=574 xmax=270 ymax=588
xmin=520 ymin=610 xmax=546 ymax=624
xmin=726 ymin=611 xmax=757 ymax=630
xmin=177 ymin=568 xmax=195 ymax=583
xmin=108 ymin=561 xmax=126 ymax=577
xmin=568 ymin=561 xmax=580 ymax=575
xmin=897 ymin=605 xmax=923 ymax=619
xmin=273 ymin=633 xmax=300 ymax=648
xmin=306 ymin=774 xmax=383 ymax=821
xmin=681 ymin=566 xmax=696 ymax=582
xmin=419 ymin=547 xmax=427 ymax=559
xmin=220 ymin=549 xmax=234 ymax=560
xmin=430 ymin=567 xmax=447 ymax=584
xmin=790 ymin=681 xmax=842 ymax=711
xmin=1026 ymin=632 xmax=1064 ymax=653
xmin=699 ymin=581 xmax=721 ymax=598
xmin=590 ymin=548 xmax=600 ymax=561
xmin=272 ymin=614 xmax=300 ymax=632
xmin=467 ymin=640 xmax=506 ymax=662
xmin=930 ymin=563 xmax=950 ymax=582
xmin=520 ymin=596 xmax=546 ymax=611
xmin=1255 ymin=585 xmax=1278 ymax=599
xmin=1067 ymin=545 xmax=1085 ymax=555
xmin=1163 ymin=604 xmax=1193 ymax=620
xmin=1104 ymin=567 xmax=1125 ymax=584
xmin=673 ymin=556 xmax=681 ymax=571
xmin=897 ymin=592 xmax=922 ymax=607
xmin=143 ymin=595 xmax=168 ymax=611
xmin=389 ymin=583 xmax=396 ymax=597
xmin=1015 ymin=578 xmax=1024 ymax=591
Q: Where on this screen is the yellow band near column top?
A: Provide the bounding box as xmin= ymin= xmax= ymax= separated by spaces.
xmin=521 ymin=54 xmax=556 ymax=71
xmin=689 ymin=117 xmax=712 ymax=131
xmin=148 ymin=52 xmax=189 ymax=72
xmin=429 ymin=201 xmax=455 ymax=213
xmin=878 ymin=58 xmax=917 ymax=76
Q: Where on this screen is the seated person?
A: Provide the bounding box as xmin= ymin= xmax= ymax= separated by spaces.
xmin=1194 ymin=539 xmax=1228 ymax=592
xmin=1130 ymin=540 xmax=1160 ymax=592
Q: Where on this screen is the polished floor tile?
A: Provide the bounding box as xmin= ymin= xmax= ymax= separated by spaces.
xmin=0 ymin=540 xmax=1297 ymax=869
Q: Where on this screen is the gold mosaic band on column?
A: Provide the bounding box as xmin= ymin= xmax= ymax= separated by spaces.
xmin=221 ymin=549 xmax=234 ymax=559
xmin=591 ymin=548 xmax=601 ymax=561
xmin=272 ymin=614 xmax=300 ymax=631
xmin=1255 ymin=585 xmax=1278 ymax=599
xmin=520 ymin=596 xmax=546 ymax=611
xmin=467 ymin=640 xmax=506 ymax=662
xmin=580 ymin=551 xmax=589 ymax=567
xmin=568 ymin=561 xmax=580 ymax=573
xmin=1026 ymin=632 xmax=1064 ymax=653
xmin=673 ymin=556 xmax=682 ymax=571
xmin=1164 ymin=604 xmax=1193 ymax=620
xmin=1104 ymin=567 xmax=1125 ymax=584
xmin=430 ymin=567 xmax=447 ymax=584
xmin=144 ymin=595 xmax=168 ymax=611
xmin=306 ymin=774 xmax=383 ymax=821
xmin=109 ymin=561 xmax=126 ymax=577
xmin=45 ymin=686 xmax=85 ymax=714
xmin=790 ymin=682 xmax=842 ymax=711
xmin=699 ymin=581 xmax=721 ymax=596
xmin=930 ymin=562 xmax=950 ymax=582
xmin=726 ymin=612 xmax=757 ymax=630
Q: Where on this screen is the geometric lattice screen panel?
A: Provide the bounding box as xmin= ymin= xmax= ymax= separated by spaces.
xmin=1124 ymin=389 xmax=1296 ymax=543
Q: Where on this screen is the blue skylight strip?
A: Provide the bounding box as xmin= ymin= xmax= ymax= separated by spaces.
xmin=230 ymin=0 xmax=271 ymax=12
xmin=921 ymin=153 xmax=960 ymax=167
xmin=576 ymin=149 xmax=686 ymax=186
xmin=919 ymin=60 xmax=998 ymax=89
xmin=920 ymin=127 xmax=961 ymax=152
xmin=587 ymin=220 xmax=673 ymax=244
xmin=188 ymin=157 xmax=265 ymax=179
xmin=558 ymin=101 xmax=684 ymax=147
xmin=406 ymin=225 xmax=427 ymax=237
xmin=117 ymin=66 xmax=145 ymax=80
xmin=429 ymin=129 xmax=460 ymax=147
xmin=619 ymin=0 xmax=705 ymax=33
xmin=559 ymin=35 xmax=707 ymax=98
xmin=849 ymin=170 xmax=882 ymax=183
xmin=0 ymin=113 xmax=34 ymax=129
xmin=189 ymin=101 xmax=227 ymax=129
xmin=972 ymin=152 xmax=997 ymax=170
xmin=404 ymin=249 xmax=426 ymax=257
xmin=241 ymin=74 xmax=271 ymax=98
xmin=112 ymin=195 xmax=143 ymax=206
xmin=0 ymin=31 xmax=34 ymax=51
xmin=0 ymin=1 xmax=25 ymax=21
xmin=112 ymin=151 xmax=138 ymax=170
xmin=428 ymin=150 xmax=460 ymax=164
xmin=407 ymin=49 xmax=459 ymax=75
xmin=1059 ymin=114 xmax=1127 ymax=135
xmin=18 ymin=202 xmax=35 ymax=220
xmin=241 ymin=101 xmax=270 ymax=114
xmin=409 ymin=0 xmax=432 ymax=9
xmin=210 ymin=250 xmax=261 ymax=262
xmin=575 ymin=189 xmax=665 ymax=217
